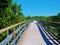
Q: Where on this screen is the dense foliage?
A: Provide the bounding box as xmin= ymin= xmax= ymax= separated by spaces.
xmin=0 ymin=0 xmax=60 ymax=42
xmin=0 ymin=0 xmax=60 ymax=29
xmin=48 ymin=13 xmax=60 ymax=22
xmin=0 ymin=0 xmax=25 ymax=29
xmin=26 ymin=13 xmax=60 ymax=22
xmin=0 ymin=0 xmax=26 ymax=42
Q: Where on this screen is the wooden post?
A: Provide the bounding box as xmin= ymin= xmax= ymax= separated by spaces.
xmin=14 ymin=27 xmax=15 ymax=45
xmin=7 ymin=30 xmax=9 ymax=45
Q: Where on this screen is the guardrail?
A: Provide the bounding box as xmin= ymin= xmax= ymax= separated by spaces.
xmin=0 ymin=21 xmax=30 ymax=45
xmin=39 ymin=20 xmax=60 ymax=44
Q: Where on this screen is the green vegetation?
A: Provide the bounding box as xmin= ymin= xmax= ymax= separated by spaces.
xmin=0 ymin=0 xmax=25 ymax=29
xmin=0 ymin=0 xmax=26 ymax=42
xmin=0 ymin=0 xmax=60 ymax=29
xmin=0 ymin=0 xmax=60 ymax=42
xmin=25 ymin=13 xmax=60 ymax=41
xmin=26 ymin=13 xmax=60 ymax=22
xmin=42 ymin=21 xmax=60 ymax=40
xmin=48 ymin=13 xmax=60 ymax=22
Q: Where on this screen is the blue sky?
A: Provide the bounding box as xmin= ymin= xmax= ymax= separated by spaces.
xmin=13 ymin=0 xmax=60 ymax=16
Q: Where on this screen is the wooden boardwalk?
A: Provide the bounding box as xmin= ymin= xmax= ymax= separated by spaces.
xmin=17 ymin=21 xmax=46 ymax=45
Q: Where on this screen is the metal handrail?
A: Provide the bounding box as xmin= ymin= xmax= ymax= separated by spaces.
xmin=40 ymin=20 xmax=60 ymax=44
xmin=36 ymin=22 xmax=59 ymax=44
xmin=0 ymin=21 xmax=26 ymax=34
xmin=0 ymin=21 xmax=30 ymax=45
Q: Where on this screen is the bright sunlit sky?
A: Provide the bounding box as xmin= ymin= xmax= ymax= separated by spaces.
xmin=13 ymin=0 xmax=60 ymax=16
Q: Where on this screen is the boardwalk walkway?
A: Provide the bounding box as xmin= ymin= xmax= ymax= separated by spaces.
xmin=17 ymin=21 xmax=46 ymax=45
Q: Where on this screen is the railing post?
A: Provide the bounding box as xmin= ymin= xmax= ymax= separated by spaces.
xmin=7 ymin=30 xmax=9 ymax=45
xmin=14 ymin=27 xmax=15 ymax=45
